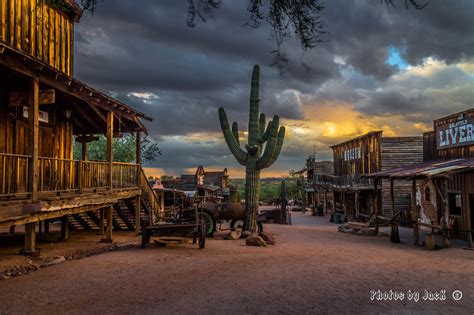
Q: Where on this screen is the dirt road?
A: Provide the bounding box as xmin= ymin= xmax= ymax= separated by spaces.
xmin=0 ymin=212 xmax=472 ymax=314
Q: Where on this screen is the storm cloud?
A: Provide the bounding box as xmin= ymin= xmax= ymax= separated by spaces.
xmin=74 ymin=0 xmax=474 ymax=176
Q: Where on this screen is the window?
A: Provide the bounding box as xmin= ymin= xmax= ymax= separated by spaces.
xmin=448 ymin=193 xmax=462 ymax=216
xmin=424 ymin=186 xmax=431 ymax=202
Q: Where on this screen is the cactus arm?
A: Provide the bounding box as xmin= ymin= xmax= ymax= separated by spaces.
xmin=260 ymin=120 xmax=273 ymax=143
xmin=248 ymin=65 xmax=260 ymax=146
xmin=265 ymin=126 xmax=286 ymax=168
xmin=256 ymin=115 xmax=279 ymax=170
xmin=219 ymin=107 xmax=247 ymax=165
xmin=232 ymin=122 xmax=240 ymax=145
xmin=259 ymin=113 xmax=266 ymax=138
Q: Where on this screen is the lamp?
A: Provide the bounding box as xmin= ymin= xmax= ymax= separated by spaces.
xmin=64 ymin=108 xmax=72 ymax=119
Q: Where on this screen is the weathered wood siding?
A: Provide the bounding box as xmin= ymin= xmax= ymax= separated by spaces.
xmin=0 ymin=0 xmax=74 ymax=75
xmin=448 ymin=172 xmax=474 ymax=240
xmin=332 ymin=131 xmax=382 ymax=176
xmin=0 ymin=101 xmax=73 ymax=159
xmin=380 ymin=137 xmax=423 ymax=222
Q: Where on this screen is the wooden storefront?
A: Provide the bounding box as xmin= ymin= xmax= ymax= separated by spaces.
xmin=314 ymin=131 xmax=423 ymax=225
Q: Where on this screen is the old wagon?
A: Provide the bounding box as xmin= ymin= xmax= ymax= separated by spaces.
xmin=141 ymin=204 xmax=206 ymax=249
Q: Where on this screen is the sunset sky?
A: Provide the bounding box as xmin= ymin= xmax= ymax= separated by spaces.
xmin=74 ymin=0 xmax=473 ymax=178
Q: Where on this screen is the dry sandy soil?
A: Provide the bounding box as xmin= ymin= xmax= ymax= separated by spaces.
xmin=0 ymin=211 xmax=472 ymax=314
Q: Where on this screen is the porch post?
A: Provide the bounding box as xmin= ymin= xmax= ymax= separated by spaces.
xmin=81 ymin=136 xmax=87 ymax=161
xmin=390 ymin=179 xmax=400 ymax=243
xmin=28 ymin=76 xmax=40 ymax=201
xmin=440 ymin=179 xmax=450 ymax=248
xmin=23 ymin=77 xmax=40 ymax=256
xmin=60 ymin=216 xmax=69 ymax=241
xmin=324 ymin=191 xmax=328 ymax=214
xmin=106 ymin=111 xmax=113 ymax=190
xmin=355 ymin=191 xmax=359 ymax=221
xmin=373 ymin=179 xmax=379 ymax=235
xmin=106 ymin=206 xmax=113 ymax=242
xmin=23 ymin=222 xmax=38 ymax=256
xmin=412 ymin=179 xmax=419 ymax=246
xmin=135 ymin=132 xmax=141 ymax=235
xmin=98 ymin=208 xmax=105 ymax=235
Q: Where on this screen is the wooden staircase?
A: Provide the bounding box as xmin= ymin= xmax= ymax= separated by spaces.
xmin=68 ymin=167 xmax=160 ymax=231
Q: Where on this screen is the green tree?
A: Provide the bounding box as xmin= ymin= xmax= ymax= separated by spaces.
xmin=73 ymin=134 xmax=161 ymax=163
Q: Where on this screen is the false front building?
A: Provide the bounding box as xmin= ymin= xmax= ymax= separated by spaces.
xmin=314 ymin=131 xmax=423 ymax=224
xmin=0 ymin=0 xmax=159 ymax=254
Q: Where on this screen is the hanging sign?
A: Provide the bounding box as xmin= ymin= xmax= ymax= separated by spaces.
xmin=435 ymin=109 xmax=474 ymax=150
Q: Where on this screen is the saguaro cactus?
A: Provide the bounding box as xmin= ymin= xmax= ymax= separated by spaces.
xmin=219 ymin=65 xmax=285 ymax=232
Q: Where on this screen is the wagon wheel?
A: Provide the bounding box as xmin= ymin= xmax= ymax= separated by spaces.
xmin=230 ymin=219 xmax=263 ymax=234
xmin=198 ymin=220 xmax=206 ymax=249
xmin=198 ymin=211 xmax=216 ymax=237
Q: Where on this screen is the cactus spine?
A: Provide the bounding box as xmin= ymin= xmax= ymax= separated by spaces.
xmin=218 ymin=65 xmax=285 ymax=232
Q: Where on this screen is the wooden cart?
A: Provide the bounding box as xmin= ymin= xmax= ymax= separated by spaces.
xmin=141 ymin=207 xmax=206 ymax=249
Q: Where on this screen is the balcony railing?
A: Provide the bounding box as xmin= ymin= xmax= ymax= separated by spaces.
xmin=312 ymin=174 xmax=374 ymax=189
xmin=0 ymin=153 xmax=30 ymax=196
xmin=0 ymin=153 xmax=139 ymax=197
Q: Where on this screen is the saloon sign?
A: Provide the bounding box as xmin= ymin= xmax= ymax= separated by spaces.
xmin=435 ymin=110 xmax=474 ymax=150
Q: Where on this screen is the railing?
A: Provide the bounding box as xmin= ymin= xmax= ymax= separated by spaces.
xmin=140 ymin=167 xmax=161 ymax=217
xmin=38 ymin=157 xmax=79 ymax=192
xmin=81 ymin=160 xmax=109 ymax=190
xmin=0 ymin=153 xmax=30 ymax=196
xmin=0 ymin=153 xmax=141 ymax=197
xmin=313 ymin=174 xmax=374 ymax=188
xmin=112 ymin=162 xmax=139 ymax=189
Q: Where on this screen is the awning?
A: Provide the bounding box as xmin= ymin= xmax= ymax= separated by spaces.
xmin=0 ymin=43 xmax=152 ymax=133
xmin=363 ymin=158 xmax=474 ymax=180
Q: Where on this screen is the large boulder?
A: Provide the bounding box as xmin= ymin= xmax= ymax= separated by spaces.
xmin=258 ymin=232 xmax=276 ymax=245
xmin=246 ymin=235 xmax=267 ymax=247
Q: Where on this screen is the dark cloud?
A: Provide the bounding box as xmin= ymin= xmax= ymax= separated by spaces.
xmin=73 ymin=0 xmax=473 ymax=174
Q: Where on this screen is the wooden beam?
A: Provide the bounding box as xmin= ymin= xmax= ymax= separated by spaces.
xmin=373 ymin=179 xmax=379 ymax=235
xmin=355 ymin=192 xmax=359 ymax=221
xmin=98 ymin=208 xmax=105 ymax=235
xmin=0 ymin=189 xmax=141 ymax=226
xmin=107 ymin=111 xmax=113 ymax=190
xmin=412 ymin=179 xmax=419 ymax=246
xmin=60 ymin=216 xmax=69 ymax=241
xmin=9 ymin=89 xmax=55 ymax=106
xmin=28 ymin=77 xmax=40 ymax=201
xmin=106 ymin=206 xmax=113 ymax=242
xmin=81 ymin=139 xmax=87 ymax=161
xmin=22 ymin=222 xmax=38 ymax=256
xmin=75 ymin=135 xmax=99 ymax=143
xmin=136 ymin=132 xmax=141 ymax=166
xmin=440 ymin=179 xmax=450 ymax=248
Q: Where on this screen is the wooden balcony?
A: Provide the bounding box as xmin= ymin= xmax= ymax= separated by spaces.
xmin=0 ymin=153 xmax=139 ymax=200
xmin=311 ymin=174 xmax=378 ymax=191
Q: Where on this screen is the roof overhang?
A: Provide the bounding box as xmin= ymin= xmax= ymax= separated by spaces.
xmin=0 ymin=43 xmax=152 ymax=133
xmin=362 ymin=158 xmax=474 ymax=180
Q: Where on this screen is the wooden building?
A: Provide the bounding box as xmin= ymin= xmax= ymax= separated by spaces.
xmin=295 ymin=156 xmax=333 ymax=212
xmin=367 ymin=108 xmax=473 ymax=246
xmin=314 ymin=131 xmax=423 ymax=224
xmin=0 ymin=0 xmax=159 ymax=255
xmin=162 ymin=166 xmax=229 ymax=202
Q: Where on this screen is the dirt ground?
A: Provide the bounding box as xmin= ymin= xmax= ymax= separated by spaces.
xmin=0 ymin=211 xmax=472 ymax=314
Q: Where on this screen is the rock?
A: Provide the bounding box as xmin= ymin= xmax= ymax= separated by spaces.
xmin=41 ymin=256 xmax=66 ymax=268
xmin=241 ymin=231 xmax=252 ymax=239
xmin=258 ymin=232 xmax=276 ymax=245
xmin=225 ymin=230 xmax=242 ymax=240
xmin=246 ymin=235 xmax=267 ymax=247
